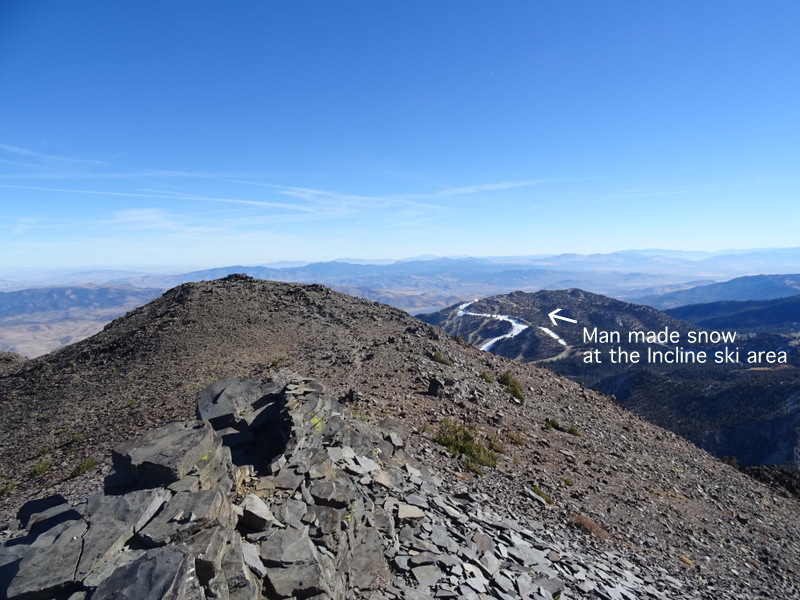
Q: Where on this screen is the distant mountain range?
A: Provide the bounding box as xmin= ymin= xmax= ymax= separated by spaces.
xmin=0 ymin=285 xmax=162 ymax=318
xmin=635 ymin=273 xmax=800 ymax=309
xmin=3 ymin=249 xmax=800 ymax=357
xmin=665 ymin=294 xmax=800 ymax=332
xmin=0 ymin=285 xmax=161 ymax=357
xmin=6 ymin=246 xmax=800 ymax=300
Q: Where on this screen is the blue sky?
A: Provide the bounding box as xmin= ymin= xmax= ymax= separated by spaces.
xmin=1 ymin=1 xmax=799 ymax=270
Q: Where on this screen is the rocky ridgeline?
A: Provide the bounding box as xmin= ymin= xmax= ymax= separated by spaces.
xmin=0 ymin=374 xmax=687 ymax=600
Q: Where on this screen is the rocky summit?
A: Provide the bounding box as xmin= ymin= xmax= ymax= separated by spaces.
xmin=0 ymin=374 xmax=749 ymax=600
xmin=1 ymin=276 xmax=799 ymax=598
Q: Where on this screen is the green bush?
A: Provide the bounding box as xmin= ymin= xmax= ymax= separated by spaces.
xmin=0 ymin=481 xmax=14 ymax=496
xmin=487 ymin=437 xmax=507 ymax=454
xmin=432 ymin=351 xmax=454 ymax=366
xmin=506 ymin=430 xmax=524 ymax=445
xmin=544 ymin=418 xmax=561 ymax=431
xmin=434 ymin=420 xmax=498 ymax=474
xmin=70 ymin=457 xmax=98 ymax=478
xmin=30 ymin=461 xmax=52 ymax=478
xmin=498 ymin=370 xmax=525 ymax=400
xmin=479 ymin=371 xmax=494 ymax=384
xmin=566 ymin=425 xmax=581 ymax=436
xmin=722 ymin=455 xmax=741 ymax=470
xmin=530 ymin=484 xmax=553 ymax=505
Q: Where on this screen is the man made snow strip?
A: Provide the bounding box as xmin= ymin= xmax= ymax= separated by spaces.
xmin=455 ymin=301 xmax=530 ymax=352
xmin=539 ymin=327 xmax=568 ymax=347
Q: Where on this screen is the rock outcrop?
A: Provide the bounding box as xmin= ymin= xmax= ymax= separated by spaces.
xmin=1 ymin=374 xmax=689 ymax=600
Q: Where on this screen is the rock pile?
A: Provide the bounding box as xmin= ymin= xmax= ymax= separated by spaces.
xmin=1 ymin=374 xmax=688 ymax=600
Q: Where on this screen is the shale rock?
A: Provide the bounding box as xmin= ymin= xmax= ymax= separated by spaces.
xmin=3 ymin=372 xmax=797 ymax=600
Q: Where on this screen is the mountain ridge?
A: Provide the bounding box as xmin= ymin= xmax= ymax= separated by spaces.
xmin=1 ymin=276 xmax=799 ymax=597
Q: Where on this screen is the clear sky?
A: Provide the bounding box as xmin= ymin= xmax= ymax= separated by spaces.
xmin=1 ymin=1 xmax=799 ymax=270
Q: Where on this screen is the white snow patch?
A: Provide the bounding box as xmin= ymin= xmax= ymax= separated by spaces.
xmin=455 ymin=301 xmax=529 ymax=352
xmin=539 ymin=327 xmax=568 ymax=346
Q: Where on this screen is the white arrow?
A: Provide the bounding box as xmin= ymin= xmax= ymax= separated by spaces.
xmin=548 ymin=308 xmax=577 ymax=327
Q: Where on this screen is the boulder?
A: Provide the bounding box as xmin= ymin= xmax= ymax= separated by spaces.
xmin=90 ymin=547 xmax=204 ymax=600
xmin=197 ymin=377 xmax=282 ymax=429
xmin=110 ymin=420 xmax=220 ymax=489
xmin=137 ymin=489 xmax=232 ymax=547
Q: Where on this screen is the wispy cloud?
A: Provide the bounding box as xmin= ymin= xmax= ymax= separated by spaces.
xmin=0 ymin=183 xmax=313 ymax=213
xmin=431 ymin=179 xmax=556 ymax=196
xmin=111 ymin=208 xmax=219 ymax=238
xmin=603 ymin=188 xmax=709 ymax=199
xmin=0 ymin=143 xmax=104 ymax=165
xmin=11 ymin=217 xmax=38 ymax=235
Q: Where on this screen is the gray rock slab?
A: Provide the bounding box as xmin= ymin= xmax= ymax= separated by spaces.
xmin=534 ymin=577 xmax=565 ymax=598
xmin=77 ymin=488 xmax=171 ymax=578
xmin=259 ymin=528 xmax=317 ymax=566
xmin=276 ymin=498 xmax=307 ymax=530
xmin=305 ymin=505 xmax=345 ymax=539
xmin=137 ymin=489 xmax=231 ymax=547
xmin=221 ymin=532 xmax=261 ymax=600
xmin=7 ymin=519 xmax=87 ymax=600
xmin=351 ymin=528 xmax=386 ymax=590
xmin=81 ymin=550 xmax=148 ymax=589
xmin=480 ymin=551 xmax=502 ymax=576
xmin=184 ymin=526 xmax=232 ymax=586
xmin=264 ymin=562 xmax=327 ymax=599
xmin=412 ymin=564 xmax=443 ymax=588
xmin=240 ymin=493 xmax=275 ymax=531
xmin=371 ymin=469 xmax=396 ymax=489
xmin=241 ymin=541 xmax=267 ymax=579
xmin=196 ymin=377 xmax=282 ymax=429
xmin=271 ymin=468 xmax=304 ymax=491
xmin=112 ymin=420 xmax=220 ymax=488
xmin=16 ymin=500 xmax=83 ymax=550
xmin=91 ymin=547 xmax=204 ymax=600
xmin=309 ymin=478 xmax=356 ymax=508
xmin=15 ymin=494 xmax=70 ymax=529
xmin=397 ymin=503 xmax=426 ymax=520
xmin=409 ymin=552 xmax=439 ymax=567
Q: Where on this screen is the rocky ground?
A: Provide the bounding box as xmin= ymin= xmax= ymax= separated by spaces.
xmin=0 ymin=276 xmax=798 ymax=597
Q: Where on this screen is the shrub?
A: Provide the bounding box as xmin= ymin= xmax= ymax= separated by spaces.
xmin=722 ymin=455 xmax=741 ymax=470
xmin=432 ymin=351 xmax=454 ymax=366
xmin=434 ymin=420 xmax=498 ymax=474
xmin=487 ymin=437 xmax=507 ymax=454
xmin=544 ymin=418 xmax=561 ymax=431
xmin=479 ymin=371 xmax=494 ymax=384
xmin=30 ymin=461 xmax=52 ymax=478
xmin=569 ymin=514 xmax=611 ymax=539
xmin=566 ymin=425 xmax=581 ymax=436
xmin=70 ymin=457 xmax=98 ymax=478
xmin=506 ymin=430 xmax=524 ymax=445
xmin=561 ymin=477 xmax=575 ymax=487
xmin=498 ymin=370 xmax=524 ymax=400
xmin=530 ymin=484 xmax=553 ymax=505
xmin=0 ymin=481 xmax=14 ymax=496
